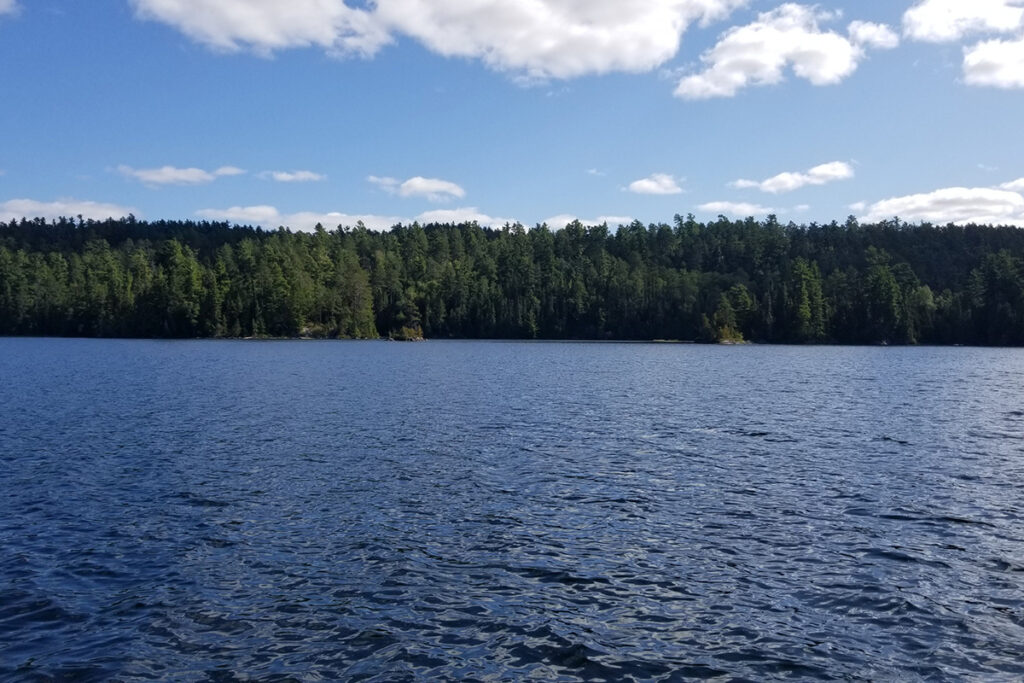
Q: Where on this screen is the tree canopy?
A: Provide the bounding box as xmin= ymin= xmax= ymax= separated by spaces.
xmin=2 ymin=214 xmax=1023 ymax=345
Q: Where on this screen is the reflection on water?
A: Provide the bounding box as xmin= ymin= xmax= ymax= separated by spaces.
xmin=2 ymin=339 xmax=1024 ymax=680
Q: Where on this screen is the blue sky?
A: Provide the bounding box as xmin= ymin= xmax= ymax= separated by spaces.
xmin=1 ymin=0 xmax=1023 ymax=230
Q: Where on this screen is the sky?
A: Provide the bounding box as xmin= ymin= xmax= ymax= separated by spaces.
xmin=1 ymin=0 xmax=1023 ymax=231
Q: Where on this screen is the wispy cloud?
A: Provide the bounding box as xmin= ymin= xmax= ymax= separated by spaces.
xmin=368 ymin=175 xmax=466 ymax=202
xmin=261 ymin=170 xmax=326 ymax=182
xmin=731 ymin=161 xmax=854 ymax=194
xmin=627 ymin=173 xmax=683 ymax=195
xmin=119 ymin=164 xmax=245 ymax=186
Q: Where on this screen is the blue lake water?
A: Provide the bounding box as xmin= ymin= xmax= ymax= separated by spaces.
xmin=2 ymin=338 xmax=1024 ymax=681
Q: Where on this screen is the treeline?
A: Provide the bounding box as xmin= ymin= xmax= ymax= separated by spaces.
xmin=1 ymin=214 xmax=1023 ymax=344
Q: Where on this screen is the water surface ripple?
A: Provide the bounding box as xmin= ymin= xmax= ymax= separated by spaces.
xmin=2 ymin=340 xmax=1024 ymax=680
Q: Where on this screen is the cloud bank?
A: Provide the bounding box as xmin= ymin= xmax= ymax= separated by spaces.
xmin=1 ymin=198 xmax=138 ymax=222
xmin=130 ymin=0 xmax=749 ymax=80
xmin=196 ymin=204 xmax=513 ymax=230
xmin=697 ymin=201 xmax=776 ymax=217
xmin=860 ymin=183 xmax=1024 ymax=226
xmin=543 ymin=214 xmax=634 ymax=229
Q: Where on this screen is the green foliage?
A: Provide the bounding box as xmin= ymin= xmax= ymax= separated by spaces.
xmin=1 ymin=215 xmax=1023 ymax=345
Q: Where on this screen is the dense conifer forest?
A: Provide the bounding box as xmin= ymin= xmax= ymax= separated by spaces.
xmin=1 ymin=214 xmax=1023 ymax=344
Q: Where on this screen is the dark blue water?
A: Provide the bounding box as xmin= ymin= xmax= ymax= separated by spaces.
xmin=2 ymin=339 xmax=1024 ymax=681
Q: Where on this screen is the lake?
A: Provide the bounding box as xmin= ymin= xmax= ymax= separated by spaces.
xmin=1 ymin=339 xmax=1023 ymax=680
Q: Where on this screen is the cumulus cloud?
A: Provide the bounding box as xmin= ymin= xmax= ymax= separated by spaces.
xmin=196 ymin=205 xmax=402 ymax=231
xmin=368 ymin=175 xmax=465 ymax=202
xmin=731 ymin=161 xmax=854 ymax=194
xmin=129 ymin=0 xmax=390 ymax=56
xmin=964 ymin=36 xmax=1024 ymax=87
xmin=119 ymin=164 xmax=244 ymax=186
xmin=848 ymin=21 xmax=900 ymax=49
xmin=1000 ymin=177 xmax=1024 ymax=191
xmin=902 ymin=1 xmax=1024 ymax=90
xmin=628 ymin=173 xmax=683 ymax=195
xmin=860 ymin=186 xmax=1024 ymax=225
xmin=130 ymin=0 xmax=749 ymax=79
xmin=263 ymin=170 xmax=326 ymax=182
xmin=697 ymin=201 xmax=776 ymax=217
xmin=1 ymin=198 xmax=137 ymax=222
xmin=902 ymin=0 xmax=1024 ymax=42
xmin=373 ymin=0 xmax=747 ymax=80
xmin=675 ymin=4 xmax=897 ymax=99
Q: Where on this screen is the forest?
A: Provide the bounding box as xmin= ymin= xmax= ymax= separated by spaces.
xmin=1 ymin=213 xmax=1023 ymax=345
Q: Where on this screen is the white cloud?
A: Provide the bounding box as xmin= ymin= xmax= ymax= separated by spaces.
xmin=1000 ymin=177 xmax=1024 ymax=191
xmin=598 ymin=215 xmax=635 ymax=226
xmin=848 ymin=200 xmax=867 ymax=212
xmin=196 ymin=205 xmax=402 ymax=231
xmin=903 ymin=0 xmax=1024 ymax=43
xmin=964 ymin=35 xmax=1024 ymax=88
xmin=373 ymin=0 xmax=747 ymax=80
xmin=0 ymin=0 xmax=18 ymax=16
xmin=848 ymin=21 xmax=900 ymax=50
xmin=414 ymin=207 xmax=512 ymax=227
xmin=1 ymin=198 xmax=137 ymax=222
xmin=586 ymin=168 xmax=606 ymax=176
xmin=369 ymin=175 xmax=465 ymax=202
xmin=131 ymin=0 xmax=749 ymax=79
xmin=119 ymin=164 xmax=244 ymax=186
xmin=544 ymin=214 xmax=634 ymax=229
xmin=731 ymin=160 xmax=854 ymax=194
xmin=263 ymin=170 xmax=326 ymax=182
xmin=195 ymin=203 xmax=513 ymax=230
xmin=675 ymin=4 xmax=896 ymax=99
xmin=860 ymin=186 xmax=1024 ymax=225
xmin=628 ymin=173 xmax=683 ymax=195
xmin=129 ymin=0 xmax=390 ymax=56
xmin=697 ymin=201 xmax=776 ymax=216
